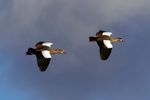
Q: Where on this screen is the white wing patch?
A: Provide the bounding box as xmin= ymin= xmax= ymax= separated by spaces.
xmin=42 ymin=50 xmax=52 ymax=58
xmin=102 ymin=32 xmax=112 ymax=36
xmin=42 ymin=42 xmax=53 ymax=47
xmin=103 ymin=40 xmax=113 ymax=48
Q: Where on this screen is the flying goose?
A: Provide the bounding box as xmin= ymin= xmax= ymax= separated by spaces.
xmin=89 ymin=30 xmax=124 ymax=60
xmin=26 ymin=41 xmax=65 ymax=71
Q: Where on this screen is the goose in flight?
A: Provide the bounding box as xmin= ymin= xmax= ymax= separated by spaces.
xmin=26 ymin=41 xmax=65 ymax=71
xmin=89 ymin=30 xmax=124 ymax=60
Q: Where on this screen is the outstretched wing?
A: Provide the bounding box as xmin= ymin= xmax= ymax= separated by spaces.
xmin=35 ymin=50 xmax=51 ymax=71
xmin=97 ymin=41 xmax=112 ymax=60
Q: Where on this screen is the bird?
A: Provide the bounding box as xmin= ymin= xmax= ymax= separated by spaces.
xmin=89 ymin=30 xmax=124 ymax=60
xmin=26 ymin=41 xmax=65 ymax=72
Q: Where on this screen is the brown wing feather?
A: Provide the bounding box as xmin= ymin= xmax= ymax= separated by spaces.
xmin=35 ymin=41 xmax=44 ymax=47
xmin=35 ymin=42 xmax=52 ymax=50
xmin=96 ymin=30 xmax=106 ymax=37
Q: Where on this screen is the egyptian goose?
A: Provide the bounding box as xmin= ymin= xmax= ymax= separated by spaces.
xmin=89 ymin=30 xmax=124 ymax=60
xmin=26 ymin=41 xmax=65 ymax=71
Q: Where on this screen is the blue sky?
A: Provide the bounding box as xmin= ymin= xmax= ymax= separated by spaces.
xmin=0 ymin=0 xmax=150 ymax=100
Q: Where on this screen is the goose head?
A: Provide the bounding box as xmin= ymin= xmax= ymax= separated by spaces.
xmin=117 ymin=38 xmax=124 ymax=42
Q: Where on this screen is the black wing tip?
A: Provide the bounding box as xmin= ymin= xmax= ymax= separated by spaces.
xmin=37 ymin=58 xmax=51 ymax=72
xmin=38 ymin=64 xmax=49 ymax=72
xmin=39 ymin=68 xmax=47 ymax=72
xmin=99 ymin=46 xmax=112 ymax=61
xmin=100 ymin=51 xmax=111 ymax=61
xmin=97 ymin=30 xmax=106 ymax=34
xmin=99 ymin=30 xmax=106 ymax=32
xmin=35 ymin=41 xmax=45 ymax=47
xmin=101 ymin=57 xmax=109 ymax=60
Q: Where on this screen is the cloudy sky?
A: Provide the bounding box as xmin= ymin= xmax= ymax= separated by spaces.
xmin=0 ymin=0 xmax=150 ymax=100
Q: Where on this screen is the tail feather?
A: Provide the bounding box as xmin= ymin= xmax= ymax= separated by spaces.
xmin=26 ymin=48 xmax=35 ymax=55
xmin=89 ymin=36 xmax=97 ymax=42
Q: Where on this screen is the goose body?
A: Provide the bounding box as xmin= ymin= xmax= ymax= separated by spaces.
xmin=89 ymin=30 xmax=124 ymax=60
xmin=26 ymin=41 xmax=65 ymax=71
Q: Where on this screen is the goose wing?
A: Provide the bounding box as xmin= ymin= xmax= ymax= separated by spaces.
xmin=35 ymin=50 xmax=51 ymax=71
xmin=97 ymin=41 xmax=112 ymax=60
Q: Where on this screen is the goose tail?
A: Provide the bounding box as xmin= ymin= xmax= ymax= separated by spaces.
xmin=26 ymin=48 xmax=35 ymax=55
xmin=89 ymin=36 xmax=97 ymax=42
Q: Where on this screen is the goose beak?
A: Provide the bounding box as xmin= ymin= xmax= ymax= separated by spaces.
xmin=63 ymin=51 xmax=67 ymax=54
xmin=121 ymin=39 xmax=125 ymax=42
xmin=119 ymin=38 xmax=124 ymax=42
xmin=61 ymin=50 xmax=66 ymax=54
